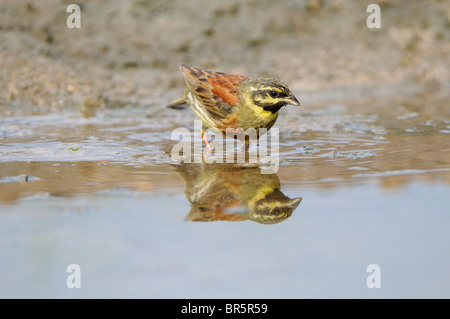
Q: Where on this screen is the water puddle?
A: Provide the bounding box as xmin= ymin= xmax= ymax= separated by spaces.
xmin=1 ymin=98 xmax=449 ymax=207
xmin=1 ymin=95 xmax=449 ymax=297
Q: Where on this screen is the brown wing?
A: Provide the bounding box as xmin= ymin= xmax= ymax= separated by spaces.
xmin=179 ymin=63 xmax=249 ymax=120
xmin=186 ymin=199 xmax=248 ymax=222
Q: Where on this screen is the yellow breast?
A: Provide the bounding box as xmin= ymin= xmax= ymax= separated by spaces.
xmin=238 ymin=94 xmax=279 ymax=130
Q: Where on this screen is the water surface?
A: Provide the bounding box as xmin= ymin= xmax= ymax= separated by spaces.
xmin=1 ymin=97 xmax=449 ymax=298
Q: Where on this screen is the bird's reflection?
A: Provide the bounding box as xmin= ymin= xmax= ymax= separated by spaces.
xmin=174 ymin=163 xmax=302 ymax=224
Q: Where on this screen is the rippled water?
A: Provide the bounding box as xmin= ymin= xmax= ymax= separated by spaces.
xmin=1 ymin=96 xmax=449 ymax=298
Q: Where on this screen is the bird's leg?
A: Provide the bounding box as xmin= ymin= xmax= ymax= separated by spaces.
xmin=203 ymin=131 xmax=211 ymax=160
xmin=203 ymin=131 xmax=211 ymax=149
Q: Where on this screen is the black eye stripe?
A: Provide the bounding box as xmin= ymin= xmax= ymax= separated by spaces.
xmin=269 ymin=90 xmax=278 ymax=98
xmin=263 ymin=89 xmax=287 ymax=98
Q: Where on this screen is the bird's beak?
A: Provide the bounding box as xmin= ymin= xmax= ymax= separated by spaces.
xmin=288 ymin=197 xmax=302 ymax=209
xmin=284 ymin=93 xmax=301 ymax=106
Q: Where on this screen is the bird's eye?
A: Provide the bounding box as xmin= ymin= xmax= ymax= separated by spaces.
xmin=269 ymin=90 xmax=279 ymax=98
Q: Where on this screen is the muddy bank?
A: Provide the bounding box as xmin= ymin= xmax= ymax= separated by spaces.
xmin=0 ymin=0 xmax=449 ymax=114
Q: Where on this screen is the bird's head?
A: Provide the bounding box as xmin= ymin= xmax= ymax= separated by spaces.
xmin=240 ymin=78 xmax=300 ymax=114
xmin=247 ymin=189 xmax=302 ymax=225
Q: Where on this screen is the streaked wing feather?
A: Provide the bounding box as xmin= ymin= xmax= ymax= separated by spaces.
xmin=179 ymin=64 xmax=249 ymax=120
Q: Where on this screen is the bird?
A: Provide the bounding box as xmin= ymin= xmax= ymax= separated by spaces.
xmin=167 ymin=64 xmax=300 ymax=147
xmin=174 ymin=163 xmax=302 ymax=224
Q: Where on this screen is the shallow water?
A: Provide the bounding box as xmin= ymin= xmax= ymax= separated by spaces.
xmin=1 ymin=97 xmax=449 ymax=298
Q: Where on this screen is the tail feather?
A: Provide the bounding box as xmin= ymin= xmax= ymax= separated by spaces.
xmin=166 ymin=97 xmax=188 ymax=109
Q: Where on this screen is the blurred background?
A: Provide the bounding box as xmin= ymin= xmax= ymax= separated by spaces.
xmin=0 ymin=0 xmax=448 ymax=113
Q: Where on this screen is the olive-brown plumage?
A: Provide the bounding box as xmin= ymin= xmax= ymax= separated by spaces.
xmin=175 ymin=164 xmax=302 ymax=224
xmin=168 ymin=64 xmax=300 ymax=146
